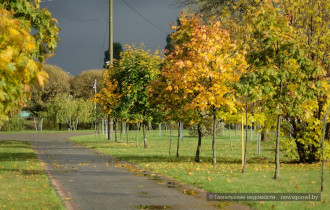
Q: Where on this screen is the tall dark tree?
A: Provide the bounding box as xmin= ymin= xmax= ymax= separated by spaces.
xmin=103 ymin=42 xmax=123 ymax=68
xmin=165 ymin=17 xmax=181 ymax=56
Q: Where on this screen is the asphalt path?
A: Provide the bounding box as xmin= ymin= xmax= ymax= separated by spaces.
xmin=0 ymin=132 xmax=249 ymax=210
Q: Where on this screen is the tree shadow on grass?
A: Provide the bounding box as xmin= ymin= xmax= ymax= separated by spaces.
xmin=0 ymin=140 xmax=31 ymax=149
xmin=0 ymin=168 xmax=44 ymax=175
xmin=115 ymin=154 xmax=275 ymax=165
xmin=0 ymin=141 xmax=37 ymax=161
xmin=0 ymin=152 xmax=37 ymax=162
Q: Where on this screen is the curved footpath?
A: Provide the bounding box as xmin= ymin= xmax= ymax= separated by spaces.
xmin=0 ymin=132 xmax=249 ymax=210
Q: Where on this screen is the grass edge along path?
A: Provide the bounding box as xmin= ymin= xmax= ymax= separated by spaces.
xmin=71 ymin=130 xmax=329 ymax=210
xmin=0 ymin=140 xmax=64 ymax=209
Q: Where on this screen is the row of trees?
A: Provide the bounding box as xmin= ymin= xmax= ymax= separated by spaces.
xmin=96 ymin=0 xmax=329 ymax=179
xmin=26 ymin=64 xmax=103 ymax=130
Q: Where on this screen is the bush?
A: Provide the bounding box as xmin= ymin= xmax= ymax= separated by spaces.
xmin=2 ymin=115 xmax=26 ymax=131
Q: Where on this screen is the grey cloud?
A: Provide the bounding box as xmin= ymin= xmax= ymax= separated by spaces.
xmin=43 ymin=0 xmax=181 ymax=75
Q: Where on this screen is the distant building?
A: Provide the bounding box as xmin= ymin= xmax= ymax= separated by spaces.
xmin=20 ymin=111 xmax=30 ymax=118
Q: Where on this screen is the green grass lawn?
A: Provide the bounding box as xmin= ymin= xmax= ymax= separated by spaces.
xmin=0 ymin=129 xmax=93 ymax=134
xmin=71 ymin=129 xmax=329 ymax=210
xmin=0 ymin=140 xmax=64 ymax=209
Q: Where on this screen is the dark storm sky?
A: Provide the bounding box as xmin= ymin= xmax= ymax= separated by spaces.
xmin=41 ymin=0 xmax=182 ymax=75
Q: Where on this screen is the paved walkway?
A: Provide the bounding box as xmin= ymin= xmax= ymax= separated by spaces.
xmin=0 ymin=132 xmax=247 ymax=210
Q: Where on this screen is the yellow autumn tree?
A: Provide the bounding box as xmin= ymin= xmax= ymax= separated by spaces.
xmin=151 ymin=13 xmax=247 ymax=165
xmin=0 ymin=9 xmax=48 ymax=127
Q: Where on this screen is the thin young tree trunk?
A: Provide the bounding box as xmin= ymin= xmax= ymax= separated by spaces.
xmin=212 ymin=112 xmax=216 ymax=166
xmin=274 ymin=81 xmax=283 ymax=179
xmin=75 ymin=117 xmax=79 ymax=131
xmin=143 ymin=123 xmax=147 ymax=148
xmin=169 ymin=122 xmax=172 ymax=155
xmin=33 ymin=117 xmax=38 ymax=131
xmin=106 ymin=118 xmax=108 ymax=139
xmin=109 ymin=116 xmax=113 ymax=140
xmin=180 ymin=122 xmax=183 ymax=140
xmin=274 ymin=114 xmax=281 ymax=179
xmin=250 ymin=123 xmax=253 ymax=141
xmin=119 ymin=121 xmax=122 ymax=143
xmin=114 ymin=120 xmax=118 ymax=142
xmin=195 ymin=124 xmax=202 ymax=162
xmin=257 ymin=124 xmax=260 ymax=154
xmin=126 ymin=123 xmax=129 ymax=144
xmin=122 ymin=122 xmax=126 ymax=133
xmin=230 ymin=124 xmax=233 ymax=151
xmin=242 ymin=103 xmax=248 ymax=173
xmin=176 ymin=122 xmax=180 ymax=157
xmin=148 ymin=121 xmax=153 ymax=131
xmin=69 ymin=117 xmax=72 ymax=131
xmin=235 ymin=123 xmax=237 ymax=137
xmin=102 ymin=118 xmax=104 ymax=134
xmin=321 ymin=105 xmax=330 ymax=192
xmin=159 ymin=123 xmax=161 ymax=136
xmin=229 ymin=124 xmax=231 ymax=139
xmin=136 ymin=122 xmax=140 ymax=147
xmin=40 ymin=117 xmax=44 ymax=131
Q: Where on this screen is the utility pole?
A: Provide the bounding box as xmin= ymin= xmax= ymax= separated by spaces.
xmin=108 ymin=0 xmax=114 ymax=140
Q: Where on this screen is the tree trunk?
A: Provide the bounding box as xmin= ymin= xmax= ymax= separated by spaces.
xmin=105 ymin=118 xmax=108 ymax=139
xmin=321 ymin=105 xmax=330 ymax=192
xmin=257 ymin=125 xmax=261 ymax=154
xmin=109 ymin=117 xmax=113 ymax=140
xmin=159 ymin=123 xmax=161 ymax=136
xmin=122 ymin=122 xmax=126 ymax=133
xmin=119 ymin=121 xmax=122 ymax=142
xmin=102 ymin=118 xmax=104 ymax=134
xmin=169 ymin=122 xmax=172 ymax=155
xmin=242 ymin=103 xmax=248 ymax=173
xmin=114 ymin=120 xmax=117 ymax=142
xmin=176 ymin=122 xmax=180 ymax=157
xmin=75 ymin=117 xmax=79 ymax=131
xmin=40 ymin=117 xmax=44 ymax=131
xmin=33 ymin=117 xmax=38 ymax=131
xmin=212 ymin=112 xmax=216 ymax=166
xmin=274 ymin=114 xmax=281 ymax=179
xmin=195 ymin=124 xmax=202 ymax=162
xmin=230 ymin=124 xmax=233 ymax=151
xmin=126 ymin=123 xmax=129 ymax=144
xmin=143 ymin=123 xmax=147 ymax=148
xmin=250 ymin=123 xmax=253 ymax=141
xmin=69 ymin=117 xmax=72 ymax=131
xmin=180 ymin=122 xmax=183 ymax=140
xmin=136 ymin=122 xmax=140 ymax=147
xmin=148 ymin=121 xmax=153 ymax=130
xmin=229 ymin=124 xmax=231 ymax=139
xmin=58 ymin=123 xmax=61 ymax=131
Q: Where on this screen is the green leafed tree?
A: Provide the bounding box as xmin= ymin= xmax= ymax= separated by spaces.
xmin=27 ymin=64 xmax=70 ymax=129
xmin=96 ymin=44 xmax=162 ymax=148
xmin=0 ymin=0 xmax=60 ymax=63
xmin=238 ymin=4 xmax=325 ymax=178
xmin=70 ymin=69 xmax=103 ymax=100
